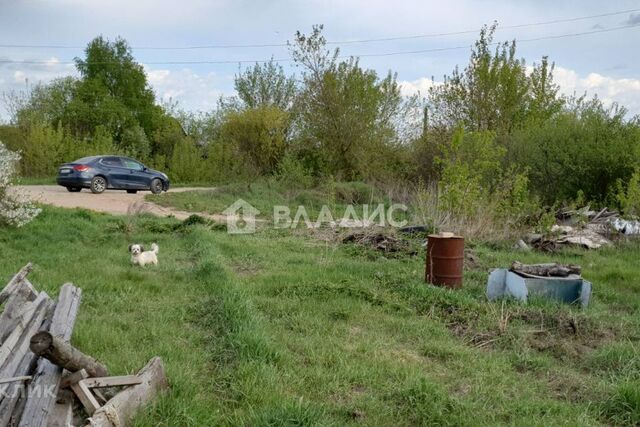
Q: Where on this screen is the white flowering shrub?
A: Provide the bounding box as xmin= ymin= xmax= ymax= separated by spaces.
xmin=0 ymin=142 xmax=41 ymax=227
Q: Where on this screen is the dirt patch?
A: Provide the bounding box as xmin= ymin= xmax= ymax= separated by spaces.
xmin=514 ymin=309 xmax=617 ymax=360
xmin=430 ymin=298 xmax=616 ymax=360
xmin=15 ymin=185 xmax=228 ymax=221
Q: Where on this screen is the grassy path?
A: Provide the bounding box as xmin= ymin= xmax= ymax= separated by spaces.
xmin=1 ymin=207 xmax=639 ymax=425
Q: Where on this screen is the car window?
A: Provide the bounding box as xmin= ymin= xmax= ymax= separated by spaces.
xmin=100 ymin=157 xmax=123 ymax=167
xmin=75 ymin=156 xmax=98 ymax=163
xmin=122 ymin=159 xmax=144 ymax=171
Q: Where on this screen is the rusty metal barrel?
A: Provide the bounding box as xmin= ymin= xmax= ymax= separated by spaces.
xmin=425 ymin=233 xmax=464 ymax=288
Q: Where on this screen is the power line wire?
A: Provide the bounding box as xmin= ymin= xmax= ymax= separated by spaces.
xmin=356 ymin=23 xmax=640 ymax=58
xmin=0 ymin=23 xmax=637 ymax=66
xmin=328 ymin=7 xmax=640 ymax=46
xmin=0 ymin=8 xmax=638 ymax=50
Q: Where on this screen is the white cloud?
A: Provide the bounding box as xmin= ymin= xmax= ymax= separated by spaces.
xmin=143 ymin=66 xmax=231 ymax=111
xmin=402 ymin=67 xmax=640 ymax=117
xmin=399 ymin=77 xmax=441 ymax=97
xmin=553 ymin=66 xmax=640 ymax=116
xmin=0 ymin=58 xmax=77 ymax=120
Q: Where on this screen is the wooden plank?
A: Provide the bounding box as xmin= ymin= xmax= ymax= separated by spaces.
xmin=0 ymin=376 xmax=31 ymax=385
xmin=0 ymin=263 xmax=34 ymax=304
xmin=60 ymin=368 xmax=88 ymax=389
xmin=0 ymin=299 xmax=41 ymax=367
xmin=0 ymin=292 xmax=50 ymax=373
xmin=0 ymin=293 xmax=51 ymax=426
xmin=86 ymin=357 xmax=169 ymax=427
xmin=47 ymin=394 xmax=74 ymax=427
xmin=0 ymin=281 xmax=38 ymax=344
xmin=19 ymin=284 xmax=83 ymax=427
xmin=70 ymin=381 xmax=101 ymax=416
xmin=49 ymin=284 xmax=82 ymax=341
xmin=80 ymin=375 xmax=142 ymax=389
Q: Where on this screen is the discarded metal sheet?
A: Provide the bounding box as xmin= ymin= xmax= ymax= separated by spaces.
xmin=486 ymin=269 xmax=591 ymax=307
xmin=611 ymin=218 xmax=640 ymax=235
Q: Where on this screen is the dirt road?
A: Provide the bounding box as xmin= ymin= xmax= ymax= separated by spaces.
xmin=15 ymin=185 xmax=224 ymax=221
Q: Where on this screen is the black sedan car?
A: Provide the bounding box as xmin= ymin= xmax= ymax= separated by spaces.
xmin=57 ymin=155 xmax=170 ymax=194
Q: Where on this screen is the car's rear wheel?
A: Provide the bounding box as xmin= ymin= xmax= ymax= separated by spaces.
xmin=150 ymin=178 xmax=163 ymax=194
xmin=126 ymin=190 xmax=138 ymax=194
xmin=66 ymin=187 xmax=81 ymax=192
xmin=90 ymin=176 xmax=107 ymax=194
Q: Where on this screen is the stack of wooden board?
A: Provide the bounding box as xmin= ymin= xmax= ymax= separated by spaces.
xmin=0 ymin=263 xmax=168 ymax=427
xmin=0 ymin=262 xmax=76 ymax=426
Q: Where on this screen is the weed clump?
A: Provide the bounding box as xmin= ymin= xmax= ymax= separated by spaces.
xmin=388 ymin=377 xmax=468 ymax=426
xmin=599 ymin=379 xmax=640 ymax=426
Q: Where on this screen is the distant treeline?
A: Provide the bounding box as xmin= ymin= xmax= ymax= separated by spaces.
xmin=1 ymin=24 xmax=639 ymax=214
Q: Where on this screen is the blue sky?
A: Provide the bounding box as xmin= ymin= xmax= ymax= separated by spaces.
xmin=1 ymin=0 xmax=639 ymax=119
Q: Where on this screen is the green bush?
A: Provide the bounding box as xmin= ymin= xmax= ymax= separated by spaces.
xmin=615 ymin=169 xmax=640 ymax=217
xmin=275 ymin=152 xmax=313 ymax=191
xmin=437 ymin=127 xmax=531 ymax=220
xmin=221 ymin=106 xmax=289 ymax=175
xmin=509 ymin=99 xmax=640 ymax=204
xmin=331 ymin=181 xmax=377 ymax=204
xmin=169 ymin=138 xmax=205 ymax=183
xmin=18 ymin=123 xmax=65 ymax=177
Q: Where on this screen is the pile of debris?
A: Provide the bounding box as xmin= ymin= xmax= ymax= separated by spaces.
xmin=525 ymin=207 xmax=640 ymax=251
xmin=342 ymin=228 xmax=416 ymax=254
xmin=0 ymin=263 xmax=168 ymax=427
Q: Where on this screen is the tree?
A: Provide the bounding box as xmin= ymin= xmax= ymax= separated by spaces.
xmin=170 ymin=138 xmax=205 ymax=183
xmin=74 ymin=36 xmax=163 ymax=138
xmin=121 ymin=124 xmax=150 ymax=160
xmin=290 ymin=25 xmax=412 ymax=179
xmin=510 ymin=97 xmax=640 ymax=203
xmin=526 ymin=56 xmax=564 ymax=124
xmin=4 ymin=77 xmax=78 ymax=127
xmin=428 ymin=24 xmax=562 ymax=135
xmin=235 ymin=60 xmax=297 ymax=110
xmin=0 ymin=142 xmax=41 ymax=227
xmin=221 ymin=106 xmax=290 ymax=175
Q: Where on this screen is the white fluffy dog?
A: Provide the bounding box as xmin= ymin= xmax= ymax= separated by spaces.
xmin=129 ymin=243 xmax=159 ymax=267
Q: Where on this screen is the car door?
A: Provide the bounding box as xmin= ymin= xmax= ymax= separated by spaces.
xmin=98 ymin=157 xmax=128 ymax=188
xmin=121 ymin=158 xmax=151 ymax=189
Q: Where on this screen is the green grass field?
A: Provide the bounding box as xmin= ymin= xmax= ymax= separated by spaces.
xmin=1 ymin=206 xmax=639 ymax=426
xmin=146 ymin=181 xmax=399 ymax=222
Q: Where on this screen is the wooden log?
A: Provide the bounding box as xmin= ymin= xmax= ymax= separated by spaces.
xmin=510 ymin=261 xmax=582 ymax=277
xmin=0 ymin=263 xmax=34 ymax=304
xmin=19 ymin=284 xmax=83 ymax=427
xmin=0 ymin=280 xmax=38 ymax=344
xmin=29 ymin=332 xmax=107 ymax=378
xmin=86 ymin=357 xmax=169 ymax=427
